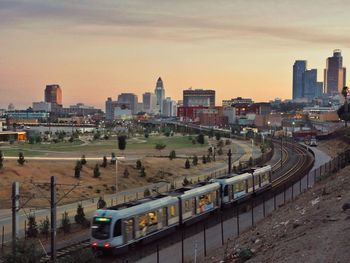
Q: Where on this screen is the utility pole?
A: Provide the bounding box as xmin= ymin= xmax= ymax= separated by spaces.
xmin=12 ymin=182 xmax=19 ymax=255
xmin=227 ymin=149 xmax=232 ymax=174
xmin=115 ymin=157 xmax=118 ymax=193
xmin=50 ymin=176 xmax=57 ymax=262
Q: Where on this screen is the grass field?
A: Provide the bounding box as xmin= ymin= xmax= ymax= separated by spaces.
xmin=0 ymin=135 xmax=207 ymax=156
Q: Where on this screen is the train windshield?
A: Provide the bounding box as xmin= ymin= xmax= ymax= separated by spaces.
xmin=92 ymin=217 xmax=111 ymax=240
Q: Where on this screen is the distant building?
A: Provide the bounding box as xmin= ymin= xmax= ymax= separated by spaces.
xmin=114 ymin=107 xmax=132 ymax=121
xmin=117 ymin=93 xmax=138 ymax=114
xmin=143 ymin=92 xmax=157 ymax=114
xmin=8 ymin=103 xmax=15 ymax=111
xmin=105 ymin=97 xmax=118 ymax=121
xmin=177 ymin=106 xmax=207 ymax=122
xmin=0 ymin=132 xmax=26 ymax=142
xmin=197 ymin=108 xmax=228 ymax=127
xmin=222 ymin=97 xmax=253 ymax=107
xmin=162 ymin=97 xmax=177 ymax=117
xmin=293 ymin=60 xmax=307 ymax=100
xmin=324 ymin=49 xmax=346 ymax=95
xmin=183 ymin=89 xmax=215 ymax=107
xmin=32 ymin=101 xmax=52 ymax=112
xmin=155 ymin=77 xmax=165 ymax=114
xmin=45 ymin=84 xmax=62 ymax=106
xmin=302 ymin=69 xmax=323 ymax=100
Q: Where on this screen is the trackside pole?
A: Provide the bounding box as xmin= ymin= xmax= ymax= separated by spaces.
xmin=12 ymin=182 xmax=19 ymax=255
xmin=50 ymin=176 xmax=57 ymax=261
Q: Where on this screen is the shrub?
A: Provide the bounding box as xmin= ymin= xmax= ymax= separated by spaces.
xmin=26 ymin=214 xmax=38 ymax=238
xmin=215 ymin=132 xmax=221 ymax=141
xmin=0 ymin=150 xmax=3 ymax=169
xmin=101 ymin=156 xmax=107 ymax=168
xmin=225 ymin=139 xmax=231 ymax=145
xmin=217 ymin=147 xmax=223 ymax=156
xmin=192 ymin=155 xmax=198 ymax=166
xmin=74 ymin=204 xmax=87 ymax=225
xmin=185 ymin=159 xmax=190 ymax=169
xmin=140 ymin=166 xmax=146 ymax=177
xmin=123 ymin=168 xmax=129 ymax=178
xmin=81 ymin=155 xmax=87 ymax=165
xmin=202 ymin=155 xmax=207 ymax=164
xmin=39 ymin=216 xmax=50 ymax=238
xmin=74 ymin=165 xmax=81 ymax=179
xmin=117 ymin=135 xmax=127 ymax=151
xmin=144 ymin=188 xmax=151 ymax=197
xmin=136 ymin=160 xmax=142 ymax=169
xmin=17 ymin=152 xmax=25 ymax=165
xmin=110 ymin=152 xmax=116 ymax=165
xmin=197 ymin=133 xmax=205 ymax=145
xmin=183 ymin=177 xmax=190 ymax=186
xmin=155 ymin=143 xmax=166 ymax=151
xmin=144 ymin=133 xmax=149 ymax=138
xmin=93 ymin=164 xmax=101 ymax=178
xmin=2 ymin=239 xmax=43 ymax=263
xmin=169 ymin=150 xmax=176 ymax=160
xmin=61 ymin=212 xmax=71 ymax=234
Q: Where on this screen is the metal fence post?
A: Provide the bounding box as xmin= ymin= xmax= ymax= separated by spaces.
xmin=263 ymin=195 xmax=266 ymax=218
xmin=24 ymin=220 xmax=27 ymax=239
xmin=157 ymin=244 xmax=159 ymax=263
xmin=203 ymin=223 xmax=207 ymax=257
xmin=251 ymin=198 xmax=254 ymax=226
xmin=181 ymin=231 xmax=184 ymax=263
xmin=236 ymin=204 xmax=240 ymax=236
xmin=221 ymin=213 xmax=224 ymax=245
xmin=314 ymin=169 xmax=317 ymax=183
xmin=307 ymin=172 xmax=309 ymax=188
xmin=274 ymin=193 xmax=276 ymax=210
xmin=1 ymin=226 xmax=4 ymax=251
xmin=299 ymin=178 xmax=302 ymax=193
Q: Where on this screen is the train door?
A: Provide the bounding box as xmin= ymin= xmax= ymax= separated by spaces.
xmin=124 ymin=218 xmax=134 ymax=243
xmin=161 ymin=207 xmax=168 ymax=228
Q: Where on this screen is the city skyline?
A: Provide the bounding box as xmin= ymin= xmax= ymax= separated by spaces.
xmin=1 ymin=1 xmax=350 ymax=109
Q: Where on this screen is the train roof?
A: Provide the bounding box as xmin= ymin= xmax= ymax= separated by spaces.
xmin=172 ymin=182 xmax=220 ymax=199
xmin=253 ymin=165 xmax=271 ymax=175
xmin=94 ymin=195 xmax=178 ymax=219
xmin=215 ymin=172 xmax=252 ymax=184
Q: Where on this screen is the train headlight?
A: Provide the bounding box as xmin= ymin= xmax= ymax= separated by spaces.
xmin=91 ymin=242 xmax=97 ymax=247
xmin=104 ymin=243 xmax=111 ymax=248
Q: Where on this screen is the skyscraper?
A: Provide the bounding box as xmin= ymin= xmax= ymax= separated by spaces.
xmin=302 ymin=69 xmax=323 ymax=100
xmin=324 ymin=49 xmax=346 ymax=95
xmin=45 ymin=84 xmax=62 ymax=105
xmin=293 ymin=60 xmax=307 ymax=100
xmin=142 ymin=92 xmax=157 ymax=114
xmin=162 ymin=97 xmax=177 ymax=117
xmin=155 ymin=77 xmax=165 ymax=114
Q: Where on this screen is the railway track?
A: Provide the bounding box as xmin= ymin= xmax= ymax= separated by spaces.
xmin=40 ymin=140 xmax=314 ymax=262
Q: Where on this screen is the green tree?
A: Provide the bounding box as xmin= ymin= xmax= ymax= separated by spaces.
xmin=123 ymin=168 xmax=129 ymax=178
xmin=217 ymin=147 xmax=223 ymax=156
xmin=17 ymin=152 xmax=25 ymax=165
xmin=74 ymin=204 xmax=87 ymax=225
xmin=185 ymin=158 xmax=191 ymax=169
xmin=101 ymin=156 xmax=107 ymax=168
xmin=206 ymin=155 xmax=211 ymax=163
xmin=117 ymin=135 xmax=127 ymax=151
xmin=81 ymin=155 xmax=87 ymax=165
xmin=202 ymin=155 xmax=207 ymax=164
xmin=192 ymin=155 xmax=198 ymax=166
xmin=197 ymin=133 xmax=205 ymax=145
xmin=144 ymin=132 xmax=149 ymax=138
xmin=93 ymin=163 xmax=101 ymax=178
xmin=61 ymin=211 xmax=71 ymax=234
xmin=74 ymin=165 xmax=81 ymax=179
xmin=39 ymin=216 xmax=50 ymax=239
xmin=26 ymin=214 xmax=38 ymax=238
xmin=169 ymin=150 xmax=176 ymax=160
xmin=136 ymin=160 xmax=142 ymax=169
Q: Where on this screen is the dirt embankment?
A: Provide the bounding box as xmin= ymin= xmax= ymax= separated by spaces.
xmin=208 ymin=135 xmax=350 ymax=263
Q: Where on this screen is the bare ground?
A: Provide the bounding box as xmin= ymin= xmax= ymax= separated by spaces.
xmin=208 ymin=135 xmax=350 ymax=263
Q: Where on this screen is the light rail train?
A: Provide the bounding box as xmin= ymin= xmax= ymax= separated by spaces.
xmin=91 ymin=165 xmax=272 ymax=251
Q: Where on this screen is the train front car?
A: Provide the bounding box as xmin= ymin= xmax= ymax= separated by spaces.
xmin=91 ymin=195 xmax=180 ymax=252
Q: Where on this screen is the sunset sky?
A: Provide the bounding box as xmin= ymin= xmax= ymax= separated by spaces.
xmin=1 ymin=0 xmax=350 ymax=109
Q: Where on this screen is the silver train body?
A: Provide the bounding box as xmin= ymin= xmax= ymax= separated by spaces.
xmin=91 ymin=165 xmax=271 ymax=250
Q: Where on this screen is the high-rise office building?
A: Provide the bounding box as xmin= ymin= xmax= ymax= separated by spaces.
xmin=324 ymin=49 xmax=346 ymax=95
xmin=293 ymin=60 xmax=307 ymax=100
xmin=183 ymin=89 xmax=215 ymax=107
xmin=143 ymin=92 xmax=157 ymax=114
xmin=117 ymin=93 xmax=138 ymax=114
xmin=45 ymin=84 xmax=62 ymax=105
xmin=302 ymin=69 xmax=323 ymax=100
xmin=105 ymin=97 xmax=119 ymax=121
xmin=155 ymin=77 xmax=165 ymax=114
xmin=162 ymin=97 xmax=177 ymax=117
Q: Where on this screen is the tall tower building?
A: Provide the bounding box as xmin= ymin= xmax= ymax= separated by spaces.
xmin=293 ymin=60 xmax=307 ymax=100
xmin=143 ymin=92 xmax=157 ymax=114
xmin=183 ymin=89 xmax=215 ymax=107
xmin=155 ymin=77 xmax=165 ymax=114
xmin=117 ymin=93 xmax=138 ymax=114
xmin=45 ymin=84 xmax=62 ymax=105
xmin=302 ymin=69 xmax=323 ymax=100
xmin=324 ymin=49 xmax=346 ymax=95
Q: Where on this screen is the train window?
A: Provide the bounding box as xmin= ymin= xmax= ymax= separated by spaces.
xmin=223 ymin=185 xmax=229 ymax=196
xmin=92 ymin=217 xmax=111 ymax=240
xmin=148 ymin=212 xmax=158 ymax=226
xmin=247 ymin=178 xmax=253 ymax=190
xmin=170 ymin=205 xmax=177 ymax=217
xmin=124 ymin=218 xmax=134 ymax=241
xmin=139 ymin=214 xmax=148 ymax=231
xmin=184 ymin=199 xmax=192 ymax=213
xmin=113 ymin=219 xmax=122 ymax=237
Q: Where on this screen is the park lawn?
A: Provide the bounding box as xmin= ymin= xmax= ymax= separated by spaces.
xmin=0 ymin=135 xmax=208 ymax=156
